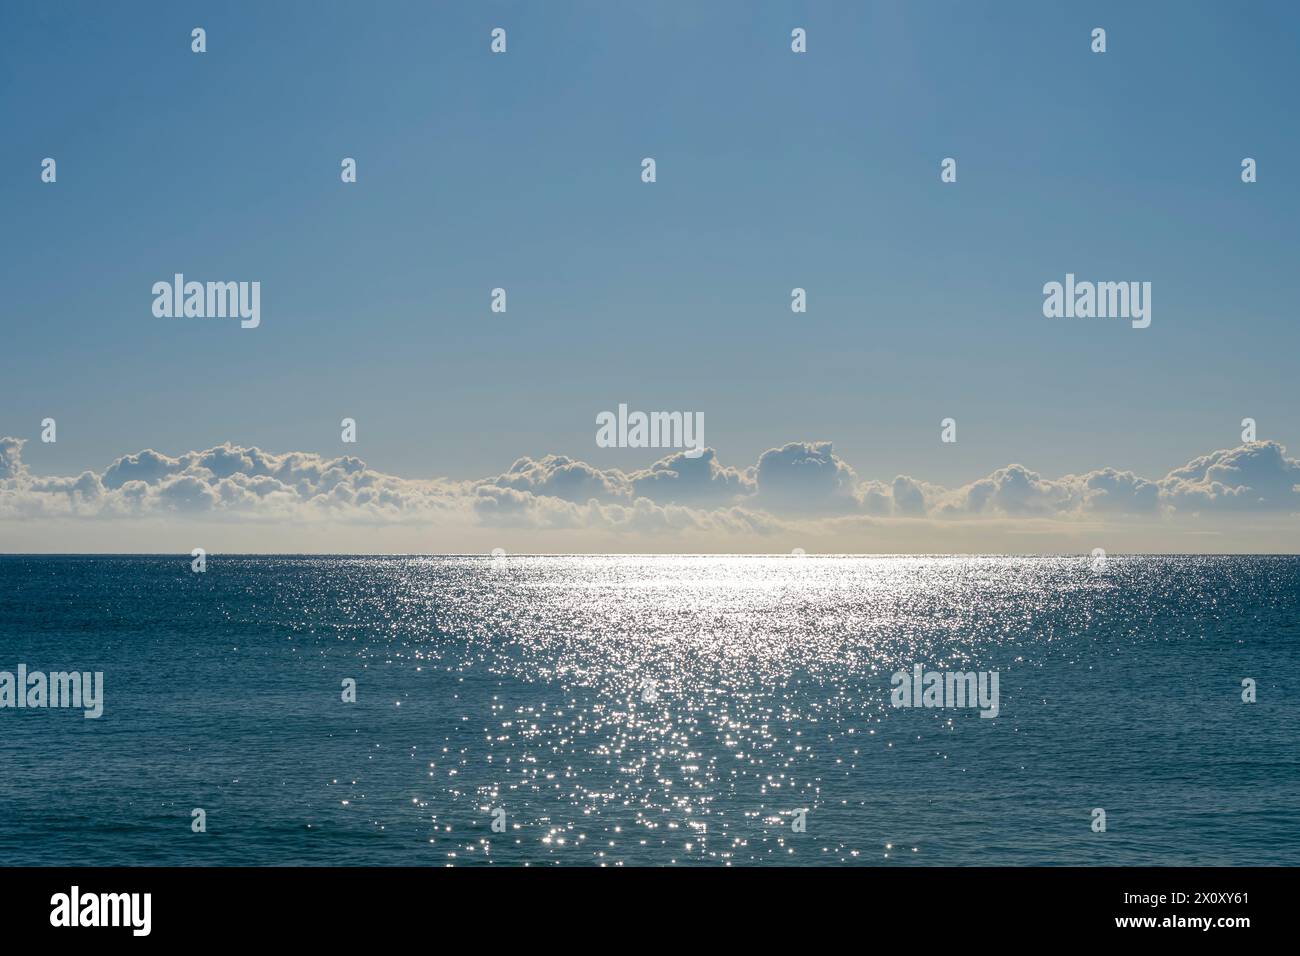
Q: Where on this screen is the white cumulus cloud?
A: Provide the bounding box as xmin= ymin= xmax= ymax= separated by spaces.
xmin=2 ymin=437 xmax=1298 ymax=540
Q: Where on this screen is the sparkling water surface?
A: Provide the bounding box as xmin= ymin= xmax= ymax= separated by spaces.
xmin=0 ymin=555 xmax=1296 ymax=866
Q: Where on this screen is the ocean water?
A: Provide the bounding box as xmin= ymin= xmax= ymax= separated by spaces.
xmin=0 ymin=554 xmax=1296 ymax=866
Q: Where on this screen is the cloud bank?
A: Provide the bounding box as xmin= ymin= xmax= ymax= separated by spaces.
xmin=3 ymin=435 xmax=1299 ymax=549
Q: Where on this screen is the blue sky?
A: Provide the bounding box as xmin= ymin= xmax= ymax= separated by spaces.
xmin=3 ymin=1 xmax=1299 ymax=551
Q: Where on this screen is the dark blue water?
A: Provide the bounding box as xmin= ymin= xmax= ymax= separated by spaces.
xmin=0 ymin=555 xmax=1295 ymax=865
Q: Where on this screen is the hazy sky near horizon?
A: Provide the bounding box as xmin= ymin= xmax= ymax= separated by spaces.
xmin=3 ymin=1 xmax=1299 ymax=552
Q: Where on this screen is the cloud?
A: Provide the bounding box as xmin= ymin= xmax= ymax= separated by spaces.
xmin=889 ymin=475 xmax=933 ymax=517
xmin=0 ymin=438 xmax=27 ymax=481
xmin=753 ymin=441 xmax=860 ymax=514
xmin=484 ymin=455 xmax=631 ymax=504
xmin=2 ymin=437 xmax=1298 ymax=538
xmin=1159 ymin=441 xmax=1300 ymax=511
xmin=940 ymin=462 xmax=1169 ymax=518
xmin=3 ymin=440 xmax=470 ymax=524
xmin=945 ymin=463 xmax=1079 ymax=516
xmin=101 ymin=448 xmax=188 ymax=489
xmin=1080 ymin=467 xmax=1161 ymax=514
xmin=630 ymin=448 xmax=753 ymax=506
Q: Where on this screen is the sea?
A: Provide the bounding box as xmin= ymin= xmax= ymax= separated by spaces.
xmin=0 ymin=554 xmax=1296 ymax=866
